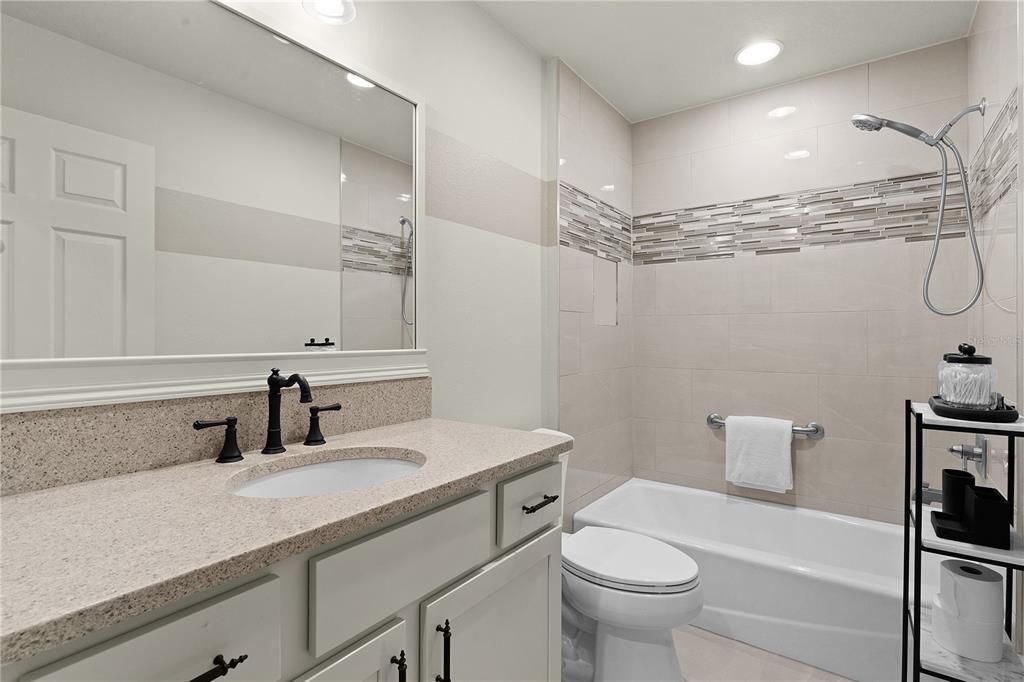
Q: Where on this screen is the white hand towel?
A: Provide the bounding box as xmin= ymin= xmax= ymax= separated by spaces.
xmin=724 ymin=415 xmax=794 ymax=493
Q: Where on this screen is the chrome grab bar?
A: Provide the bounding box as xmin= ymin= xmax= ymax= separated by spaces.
xmin=706 ymin=413 xmax=825 ymax=440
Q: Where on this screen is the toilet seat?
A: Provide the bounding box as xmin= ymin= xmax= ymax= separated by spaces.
xmin=562 ymin=526 xmax=699 ymax=595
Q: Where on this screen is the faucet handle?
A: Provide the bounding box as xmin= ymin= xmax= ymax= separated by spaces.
xmin=193 ymin=417 xmax=244 ymax=464
xmin=304 ymin=404 xmax=342 ymax=446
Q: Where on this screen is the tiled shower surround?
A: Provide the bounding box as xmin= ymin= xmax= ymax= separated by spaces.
xmin=560 ymin=87 xmax=1017 ymax=268
xmin=342 ymin=224 xmax=413 ymax=276
xmin=558 ymin=182 xmax=632 ymax=262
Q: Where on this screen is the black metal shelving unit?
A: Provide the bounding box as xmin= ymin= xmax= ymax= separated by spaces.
xmin=904 ymin=400 xmax=1024 ymax=681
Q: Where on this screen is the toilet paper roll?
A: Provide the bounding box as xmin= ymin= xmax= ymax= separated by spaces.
xmin=938 ymin=559 xmax=1003 ymax=624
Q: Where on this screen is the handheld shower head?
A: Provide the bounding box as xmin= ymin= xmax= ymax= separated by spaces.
xmin=851 ymin=114 xmax=883 ymax=132
xmin=850 ymin=113 xmax=935 ymax=144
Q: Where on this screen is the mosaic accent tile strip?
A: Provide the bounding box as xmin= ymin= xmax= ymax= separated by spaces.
xmin=970 ymin=86 xmax=1018 ymax=220
xmin=632 ymin=172 xmax=969 ymax=264
xmin=559 ymin=182 xmax=632 ymax=262
xmin=342 ymin=225 xmax=412 ymax=275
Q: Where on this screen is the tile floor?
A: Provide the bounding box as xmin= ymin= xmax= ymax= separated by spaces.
xmin=674 ymin=627 xmax=852 ymax=682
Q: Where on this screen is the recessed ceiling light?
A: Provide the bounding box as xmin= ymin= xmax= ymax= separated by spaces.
xmin=600 ymin=184 xmax=615 ymax=192
xmin=559 ymin=158 xmax=566 ymax=166
xmin=340 ymin=172 xmax=347 ymax=183
xmin=783 ymin=149 xmax=811 ymax=160
xmin=346 ymin=73 xmax=375 ymax=89
xmin=302 ymin=0 xmax=356 ymax=25
xmin=767 ymin=105 xmax=798 ymax=120
xmin=735 ymin=40 xmax=783 ymax=66
xmin=397 ymin=193 xmax=412 ymax=202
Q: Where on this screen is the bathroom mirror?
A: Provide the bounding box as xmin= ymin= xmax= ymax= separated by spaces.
xmin=0 ymin=0 xmax=417 ymax=358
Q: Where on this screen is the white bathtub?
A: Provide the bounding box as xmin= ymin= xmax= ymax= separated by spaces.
xmin=573 ymin=478 xmax=939 ymax=682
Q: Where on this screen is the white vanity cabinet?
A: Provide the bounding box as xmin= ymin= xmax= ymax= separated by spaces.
xmin=420 ymin=527 xmax=562 ymax=682
xmin=16 ymin=463 xmax=564 ymax=682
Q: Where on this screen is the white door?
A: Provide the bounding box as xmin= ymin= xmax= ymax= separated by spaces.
xmin=294 ymin=620 xmax=407 ymax=682
xmin=420 ymin=527 xmax=562 ymax=682
xmin=0 ymin=106 xmax=155 ymax=358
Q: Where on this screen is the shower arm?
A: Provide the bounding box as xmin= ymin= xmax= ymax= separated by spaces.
xmin=931 ymin=99 xmax=987 ymax=144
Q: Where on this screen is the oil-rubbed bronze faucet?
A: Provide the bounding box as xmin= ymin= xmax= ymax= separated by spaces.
xmin=262 ymin=368 xmax=312 ymax=454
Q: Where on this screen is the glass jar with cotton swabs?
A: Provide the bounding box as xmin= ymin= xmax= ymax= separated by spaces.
xmin=928 ymin=343 xmax=1020 ymax=423
xmin=938 ymin=344 xmax=995 ymax=408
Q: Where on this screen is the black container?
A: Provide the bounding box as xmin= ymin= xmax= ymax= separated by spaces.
xmin=963 ymin=485 xmax=1011 ymax=550
xmin=941 ymin=469 xmax=975 ymax=517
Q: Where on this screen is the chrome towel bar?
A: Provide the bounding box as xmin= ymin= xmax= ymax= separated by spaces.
xmin=706 ymin=413 xmax=825 ymax=440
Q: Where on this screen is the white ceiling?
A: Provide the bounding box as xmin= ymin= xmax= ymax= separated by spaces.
xmin=481 ymin=0 xmax=978 ymax=122
xmin=2 ymin=1 xmax=415 ymax=162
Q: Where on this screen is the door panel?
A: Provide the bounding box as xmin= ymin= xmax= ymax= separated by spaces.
xmin=421 ymin=527 xmax=561 ymax=682
xmin=293 ymin=620 xmax=406 ymax=682
xmin=0 ymin=106 xmax=155 ymax=357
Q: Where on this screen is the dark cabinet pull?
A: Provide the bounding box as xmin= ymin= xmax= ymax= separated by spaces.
xmin=522 ymin=494 xmax=559 ymax=515
xmin=435 ymin=619 xmax=452 ymax=682
xmin=187 ymin=654 xmax=248 ymax=682
xmin=390 ymin=650 xmax=407 ymax=682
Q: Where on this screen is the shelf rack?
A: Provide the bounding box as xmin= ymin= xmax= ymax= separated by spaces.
xmin=904 ymin=400 xmax=1024 ymax=682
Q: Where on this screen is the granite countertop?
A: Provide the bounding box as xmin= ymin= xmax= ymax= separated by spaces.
xmin=0 ymin=418 xmax=572 ymax=663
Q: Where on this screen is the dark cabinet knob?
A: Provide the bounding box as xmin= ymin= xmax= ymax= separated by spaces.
xmin=193 ymin=417 xmax=243 ymax=464
xmin=187 ymin=653 xmax=248 ymax=682
xmin=435 ymin=620 xmax=452 ymax=682
xmin=522 ymin=494 xmax=559 ymax=515
xmin=390 ymin=650 xmax=407 ymax=682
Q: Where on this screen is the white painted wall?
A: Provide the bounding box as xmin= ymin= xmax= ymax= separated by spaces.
xmin=228 ymin=1 xmax=552 ymax=429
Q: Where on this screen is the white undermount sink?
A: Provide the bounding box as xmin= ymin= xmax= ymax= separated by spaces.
xmin=232 ymin=448 xmax=424 ymax=499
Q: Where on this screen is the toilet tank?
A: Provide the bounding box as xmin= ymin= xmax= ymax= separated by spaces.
xmin=531 ymin=428 xmax=572 ymax=501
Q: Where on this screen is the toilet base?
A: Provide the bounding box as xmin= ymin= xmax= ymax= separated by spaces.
xmin=595 ymin=623 xmax=683 ymax=682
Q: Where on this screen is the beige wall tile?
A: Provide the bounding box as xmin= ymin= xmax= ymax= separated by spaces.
xmin=690 ymin=370 xmax=819 ymax=425
xmin=819 ymin=375 xmax=934 ymax=443
xmin=868 ymin=39 xmax=967 ymax=112
xmin=632 ymin=367 xmax=692 ymax=421
xmin=562 ymin=474 xmax=629 ymax=531
xmin=632 ymin=417 xmax=656 ymax=470
xmin=691 ymin=128 xmax=820 ymax=206
xmin=632 ymin=100 xmax=729 ymax=164
xmin=559 ymin=368 xmax=631 ymax=436
xmin=654 ymin=420 xmax=724 ymax=481
xmin=794 ymin=437 xmax=904 ymax=510
xmin=769 ymin=242 xmax=912 ymax=313
xmin=867 ymin=309 xmax=968 ymax=378
xmin=633 ymin=265 xmax=657 ymax=315
xmin=727 ymin=65 xmax=868 ymax=144
xmin=634 ymin=314 xmax=730 ymax=369
xmin=729 ymin=312 xmax=868 ymax=374
xmin=580 ymin=312 xmax=633 ymax=371
xmin=570 ymin=418 xmax=634 ymax=478
xmin=559 ymin=311 xmax=581 ymax=376
xmin=635 ymin=467 xmax=726 ymax=494
xmin=656 ymin=257 xmax=772 ymax=315
xmin=593 ymin=256 xmax=619 ymax=326
xmin=633 ymin=155 xmax=693 ymax=216
xmin=559 ymin=245 xmax=594 ymax=313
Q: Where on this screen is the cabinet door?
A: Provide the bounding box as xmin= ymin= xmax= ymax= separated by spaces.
xmin=293 ymin=620 xmax=406 ymax=682
xmin=420 ymin=527 xmax=561 ymax=682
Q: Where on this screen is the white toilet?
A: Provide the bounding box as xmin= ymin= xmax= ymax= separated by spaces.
xmin=533 ymin=430 xmax=703 ymax=682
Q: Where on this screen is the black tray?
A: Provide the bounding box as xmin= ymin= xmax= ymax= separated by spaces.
xmin=928 ymin=396 xmax=1019 ymax=423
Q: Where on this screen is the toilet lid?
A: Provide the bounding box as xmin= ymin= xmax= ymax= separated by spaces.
xmin=562 ymin=526 xmax=699 ymax=594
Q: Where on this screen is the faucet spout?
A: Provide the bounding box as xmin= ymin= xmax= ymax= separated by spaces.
xmin=262 ymin=368 xmax=313 ymax=454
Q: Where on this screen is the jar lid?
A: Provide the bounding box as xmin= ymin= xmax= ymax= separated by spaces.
xmin=943 ymin=343 xmax=991 ymax=365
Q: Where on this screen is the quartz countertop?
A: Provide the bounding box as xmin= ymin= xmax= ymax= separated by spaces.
xmin=0 ymin=418 xmax=572 ymax=663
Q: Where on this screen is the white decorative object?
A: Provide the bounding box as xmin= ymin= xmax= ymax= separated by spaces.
xmin=931 ymin=560 xmax=1004 ymax=662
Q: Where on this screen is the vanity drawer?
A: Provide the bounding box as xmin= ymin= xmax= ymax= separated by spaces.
xmin=496 ymin=462 xmax=562 ymax=549
xmin=309 ymin=490 xmax=491 ymax=657
xmin=294 ymin=619 xmax=406 ymax=682
xmin=23 ymin=576 xmax=281 ymax=682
